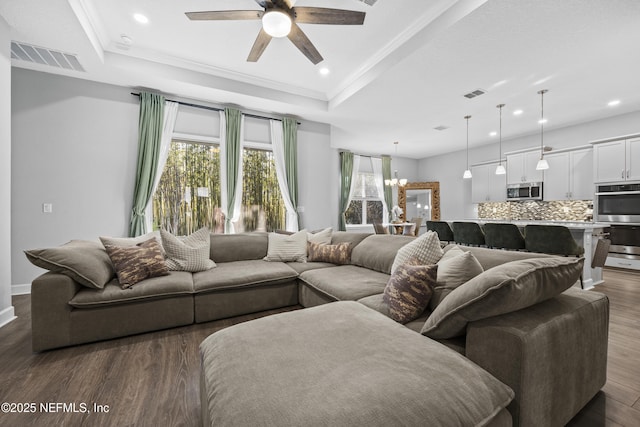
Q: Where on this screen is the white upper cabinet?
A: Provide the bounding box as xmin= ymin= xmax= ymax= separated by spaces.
xmin=471 ymin=162 xmax=507 ymax=203
xmin=593 ymin=137 xmax=640 ymax=183
xmin=543 ymin=148 xmax=593 ymax=201
xmin=506 ymin=151 xmax=544 ymax=185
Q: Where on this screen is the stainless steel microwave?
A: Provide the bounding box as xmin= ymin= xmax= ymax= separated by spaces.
xmin=595 ymin=183 xmax=640 ymax=223
xmin=506 ymin=183 xmax=543 ymax=200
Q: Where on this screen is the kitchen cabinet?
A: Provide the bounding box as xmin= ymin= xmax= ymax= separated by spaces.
xmin=543 ymin=148 xmax=593 ymax=200
xmin=506 ymin=150 xmax=544 ymax=184
xmin=593 ymin=137 xmax=640 ymax=183
xmin=471 ymin=162 xmax=506 ymax=203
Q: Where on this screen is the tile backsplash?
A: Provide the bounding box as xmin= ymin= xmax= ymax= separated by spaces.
xmin=478 ymin=200 xmax=593 ymax=221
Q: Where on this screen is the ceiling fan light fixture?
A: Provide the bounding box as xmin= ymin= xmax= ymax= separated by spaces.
xmin=262 ymin=10 xmax=292 ymax=38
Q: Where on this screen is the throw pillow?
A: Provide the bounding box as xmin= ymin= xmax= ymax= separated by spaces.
xmin=160 ymin=227 xmax=216 ymax=272
xmin=383 ymin=259 xmax=438 ymax=324
xmin=307 ymin=242 xmax=352 ymax=265
xmin=104 ymin=238 xmax=169 ymax=289
xmin=264 ymin=230 xmax=308 ymax=262
xmin=429 ymin=250 xmax=484 ymax=310
xmin=25 ymin=240 xmax=114 ymax=289
xmin=421 ymin=257 xmax=584 ymax=339
xmin=307 ymin=227 xmax=332 ymax=245
xmin=99 ymin=231 xmax=165 ymax=256
xmin=391 ymin=231 xmax=443 ymax=274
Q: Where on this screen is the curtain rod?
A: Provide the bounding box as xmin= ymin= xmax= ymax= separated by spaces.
xmin=130 ymin=92 xmax=299 ymax=124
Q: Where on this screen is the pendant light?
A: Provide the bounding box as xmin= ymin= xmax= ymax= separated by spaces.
xmin=495 ymin=104 xmax=506 ymax=175
xmin=384 ymin=141 xmax=408 ymax=187
xmin=536 ymin=89 xmax=550 ymax=170
xmin=463 ymin=115 xmax=472 ymax=179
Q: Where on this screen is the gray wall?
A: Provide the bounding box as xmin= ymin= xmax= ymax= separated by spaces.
xmin=0 ymin=15 xmax=14 ymax=327
xmin=418 ymin=109 xmax=640 ymax=220
xmin=10 ymin=69 xmax=337 ymax=287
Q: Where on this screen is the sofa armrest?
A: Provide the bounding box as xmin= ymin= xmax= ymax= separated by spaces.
xmin=465 ymin=288 xmax=609 ymax=427
xmin=31 ymin=272 xmax=82 ymax=352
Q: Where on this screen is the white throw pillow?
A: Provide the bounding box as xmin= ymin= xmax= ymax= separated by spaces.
xmin=160 ymin=227 xmax=216 ymax=272
xmin=308 ymin=227 xmax=333 ymax=245
xmin=391 ymin=231 xmax=443 ymax=274
xmin=264 ymin=230 xmax=308 ymax=262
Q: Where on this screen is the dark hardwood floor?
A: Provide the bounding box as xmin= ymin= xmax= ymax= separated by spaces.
xmin=0 ymin=268 xmax=639 ymax=427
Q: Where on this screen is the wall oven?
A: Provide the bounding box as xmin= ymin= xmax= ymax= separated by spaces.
xmin=506 ymin=183 xmax=543 ymax=201
xmin=595 ymin=183 xmax=640 ymax=223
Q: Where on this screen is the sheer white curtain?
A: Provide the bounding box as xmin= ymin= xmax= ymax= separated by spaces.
xmin=270 ymin=120 xmax=299 ymax=231
xmin=220 ymin=111 xmax=245 ymax=233
xmin=144 ymin=101 xmax=179 ymax=233
xmin=371 ymin=157 xmax=389 ymax=224
xmin=346 ymin=154 xmax=361 ymax=214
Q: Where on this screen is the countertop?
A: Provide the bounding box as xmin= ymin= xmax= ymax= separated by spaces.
xmin=465 ymin=219 xmax=609 ymax=230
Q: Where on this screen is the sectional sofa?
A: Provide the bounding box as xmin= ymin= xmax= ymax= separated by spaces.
xmin=27 ymin=231 xmax=609 ymax=427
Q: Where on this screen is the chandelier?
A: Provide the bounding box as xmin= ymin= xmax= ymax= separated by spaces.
xmin=385 ymin=141 xmax=407 ymax=187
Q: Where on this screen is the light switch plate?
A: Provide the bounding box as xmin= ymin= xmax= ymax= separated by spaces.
xmin=43 ymin=203 xmax=53 ymax=213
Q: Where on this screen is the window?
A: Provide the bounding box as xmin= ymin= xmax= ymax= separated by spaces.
xmin=152 ymin=140 xmax=285 ymax=234
xmin=152 ymin=140 xmax=222 ymax=235
xmin=345 ymin=172 xmax=384 ymax=225
xmin=238 ymin=147 xmax=285 ymax=232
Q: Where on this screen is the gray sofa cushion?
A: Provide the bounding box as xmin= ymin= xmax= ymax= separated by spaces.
xmin=351 ymin=235 xmax=415 ymax=274
xmin=299 ymin=265 xmax=389 ymax=301
xmin=330 ymin=231 xmax=371 ymax=248
xmin=25 ymin=240 xmax=114 ymax=289
xmin=422 ymin=257 xmax=585 ymax=339
xmin=193 ymin=260 xmax=298 ymax=292
xmin=69 ymin=271 xmax=194 ymax=307
xmin=285 ymin=261 xmax=335 ymax=274
xmin=445 ymin=244 xmax=552 ymax=271
xmin=209 ymin=232 xmax=268 ymax=262
xmin=200 ymin=301 xmax=514 ymax=427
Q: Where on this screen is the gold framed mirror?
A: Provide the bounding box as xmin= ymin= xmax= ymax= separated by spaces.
xmin=398 ymin=182 xmax=440 ymax=222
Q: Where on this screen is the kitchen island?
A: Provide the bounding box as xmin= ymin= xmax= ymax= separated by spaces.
xmin=468 ymin=220 xmax=608 ymax=289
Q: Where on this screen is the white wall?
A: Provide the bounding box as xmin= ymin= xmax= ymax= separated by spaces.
xmin=0 ymin=15 xmax=15 ymax=327
xmin=11 ymin=69 xmax=338 ymax=287
xmin=419 ymin=110 xmax=640 ymax=220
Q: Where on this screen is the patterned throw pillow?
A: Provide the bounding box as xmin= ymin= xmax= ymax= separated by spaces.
xmin=383 ymin=260 xmax=438 ymax=323
xmin=99 ymin=231 xmax=165 ymax=256
xmin=104 ymin=238 xmax=169 ymax=289
xmin=264 ymin=230 xmax=308 ymax=262
xmin=307 ymin=242 xmax=352 ymax=265
xmin=391 ymin=231 xmax=443 ymax=274
xmin=160 ymin=227 xmax=216 ymax=272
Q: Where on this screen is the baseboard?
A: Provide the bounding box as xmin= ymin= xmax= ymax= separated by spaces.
xmin=0 ymin=305 xmax=16 ymax=329
xmin=11 ymin=283 xmax=31 ymax=295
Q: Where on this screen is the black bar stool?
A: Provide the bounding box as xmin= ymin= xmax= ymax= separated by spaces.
xmin=484 ymin=223 xmax=525 ymax=251
xmin=452 ymin=222 xmax=485 ymax=246
xmin=426 ymin=221 xmax=454 ymax=244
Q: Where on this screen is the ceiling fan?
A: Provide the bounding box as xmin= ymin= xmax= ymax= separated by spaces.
xmin=185 ymin=0 xmax=366 ymax=65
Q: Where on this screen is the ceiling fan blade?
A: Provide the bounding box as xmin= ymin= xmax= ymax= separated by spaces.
xmin=254 ymin=0 xmax=273 ymax=7
xmin=185 ymin=10 xmax=263 ymax=21
xmin=247 ymin=29 xmax=273 ymax=62
xmin=282 ymin=0 xmax=298 ymax=8
xmin=293 ymin=7 xmax=366 ymax=25
xmin=287 ymin=23 xmax=323 ymax=65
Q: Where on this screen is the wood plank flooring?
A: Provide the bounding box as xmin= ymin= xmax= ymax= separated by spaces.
xmin=0 ymin=268 xmax=639 ymax=427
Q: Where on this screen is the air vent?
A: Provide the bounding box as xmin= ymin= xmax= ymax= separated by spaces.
xmin=357 ymin=0 xmax=378 ymax=5
xmin=434 ymin=125 xmax=449 ymax=131
xmin=463 ymin=88 xmax=486 ymax=99
xmin=10 ymin=41 xmax=85 ymax=72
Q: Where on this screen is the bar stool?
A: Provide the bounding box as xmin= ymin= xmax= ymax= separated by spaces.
xmin=484 ymin=223 xmax=525 ymax=250
xmin=426 ymin=221 xmax=454 ymax=244
xmin=524 ymin=224 xmax=585 ymax=288
xmin=452 ymin=222 xmax=485 ymax=246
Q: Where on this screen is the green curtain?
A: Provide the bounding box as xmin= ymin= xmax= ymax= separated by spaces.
xmin=339 ymin=151 xmax=354 ymax=231
xmin=224 ymin=107 xmax=243 ymax=233
xmin=381 ymin=155 xmax=393 ymax=218
xmin=283 ymin=117 xmax=298 ymax=214
xmin=129 ymin=92 xmax=165 ymax=237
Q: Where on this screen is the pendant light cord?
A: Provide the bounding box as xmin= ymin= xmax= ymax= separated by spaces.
xmin=497 ymin=104 xmax=505 ymax=165
xmin=539 ymin=89 xmax=547 ymax=158
xmin=465 ymin=115 xmax=471 ymax=169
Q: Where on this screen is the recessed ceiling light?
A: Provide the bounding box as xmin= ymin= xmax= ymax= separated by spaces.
xmin=538 ymin=118 xmax=548 ymax=124
xmin=120 ymin=34 xmax=133 ymax=45
xmin=319 ymin=67 xmax=330 ymax=76
xmin=489 ymin=131 xmax=497 ymax=137
xmin=513 ymin=109 xmax=523 ymax=116
xmin=608 ymin=99 xmax=621 ymax=107
xmin=133 ymin=13 xmax=149 ymax=24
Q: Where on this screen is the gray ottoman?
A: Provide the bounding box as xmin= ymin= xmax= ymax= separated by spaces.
xmin=200 ymin=301 xmax=514 ymax=427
